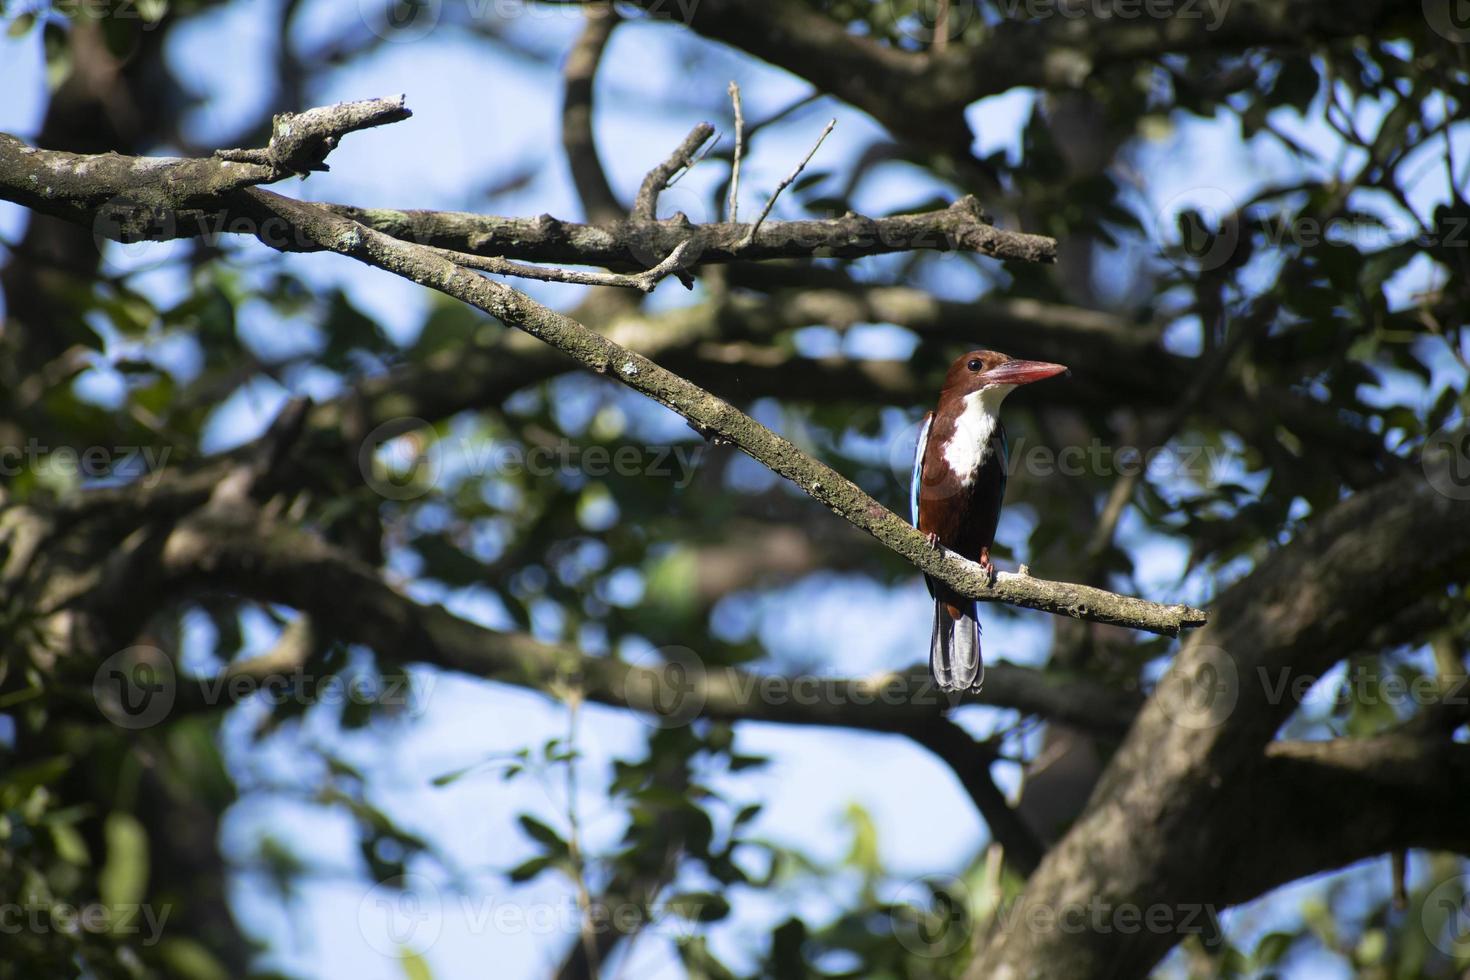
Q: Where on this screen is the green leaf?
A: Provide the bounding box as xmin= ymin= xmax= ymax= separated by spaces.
xmin=0 ymin=756 xmax=71 ymax=810
xmin=99 ymin=811 xmax=149 ymax=911
xmin=507 ymin=855 xmax=555 ymax=883
xmin=665 ymin=891 xmax=731 ymax=922
xmin=1254 ymin=930 xmax=1295 ymax=966
xmin=844 ymin=802 xmax=881 ymax=876
xmin=399 ymin=949 xmax=435 ymax=980
xmin=516 ymin=814 xmax=567 ymax=854
xmin=49 ymin=823 xmax=91 ymax=866
xmin=156 ymin=937 xmax=231 ymax=980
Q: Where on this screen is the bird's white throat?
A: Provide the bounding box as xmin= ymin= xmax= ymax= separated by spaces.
xmin=941 ymin=384 xmax=1014 ymax=487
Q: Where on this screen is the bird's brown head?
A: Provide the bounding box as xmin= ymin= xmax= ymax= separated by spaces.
xmin=941 ymin=349 xmax=1069 ymax=401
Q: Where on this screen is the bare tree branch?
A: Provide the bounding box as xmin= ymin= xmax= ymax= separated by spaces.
xmin=632 ymin=122 xmax=716 ymax=221
xmin=240 ymin=182 xmax=1203 ymax=636
xmin=561 ymin=4 xmax=623 ymax=223
xmin=738 ymin=116 xmax=835 ymax=247
xmin=0 ymin=132 xmax=1056 ymax=267
xmin=0 ymin=99 xmax=1180 ymax=635
xmin=214 ymin=95 xmax=411 ymax=176
xmin=726 ymin=80 xmax=744 ymax=222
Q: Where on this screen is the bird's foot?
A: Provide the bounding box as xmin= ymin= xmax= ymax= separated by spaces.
xmin=978 ymin=547 xmax=996 ymax=585
xmin=925 ymin=531 xmax=940 ymax=549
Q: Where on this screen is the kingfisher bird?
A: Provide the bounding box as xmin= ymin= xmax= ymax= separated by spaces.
xmin=911 ymin=350 xmax=1069 ymax=692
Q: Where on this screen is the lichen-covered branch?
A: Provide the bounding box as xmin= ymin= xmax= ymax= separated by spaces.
xmin=0 ymin=98 xmax=1183 ymax=635
xmin=214 ymin=95 xmax=411 ymax=176
xmin=245 ymin=186 xmax=1205 ymax=637
xmin=0 ymin=125 xmax=1057 ymax=267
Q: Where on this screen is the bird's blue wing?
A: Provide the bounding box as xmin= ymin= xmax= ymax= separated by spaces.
xmin=910 ymin=412 xmax=932 ymax=526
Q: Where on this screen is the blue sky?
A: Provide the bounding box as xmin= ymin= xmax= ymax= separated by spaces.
xmin=2 ymin=3 xmax=1467 ymax=979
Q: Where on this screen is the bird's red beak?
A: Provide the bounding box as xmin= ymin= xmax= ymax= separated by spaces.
xmin=981 ymin=359 xmax=1070 ymax=386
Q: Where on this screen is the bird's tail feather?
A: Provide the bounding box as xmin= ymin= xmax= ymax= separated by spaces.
xmin=929 ymin=597 xmax=982 ymax=693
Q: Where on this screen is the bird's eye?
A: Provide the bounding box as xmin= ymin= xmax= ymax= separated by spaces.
xmin=967 ymin=358 xmax=982 ymax=372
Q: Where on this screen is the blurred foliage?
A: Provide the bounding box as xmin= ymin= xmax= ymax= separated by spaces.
xmin=0 ymin=0 xmax=1468 ymax=978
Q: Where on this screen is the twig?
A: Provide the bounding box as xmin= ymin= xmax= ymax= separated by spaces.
xmin=215 ymin=95 xmax=411 ymax=176
xmin=632 ymin=122 xmax=716 ymax=221
xmin=431 ymin=238 xmax=703 ymax=293
xmin=664 ymin=131 xmax=719 ymax=189
xmin=726 ymin=81 xmax=744 ymax=223
xmin=739 ymin=117 xmax=836 ymax=248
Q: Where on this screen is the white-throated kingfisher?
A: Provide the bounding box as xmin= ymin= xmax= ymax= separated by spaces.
xmin=911 ymin=350 xmax=1069 ymax=692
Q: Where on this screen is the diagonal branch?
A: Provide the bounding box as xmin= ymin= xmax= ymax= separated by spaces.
xmin=243 ymin=186 xmax=1206 ymax=636
xmin=0 ymin=98 xmax=1183 ymax=633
